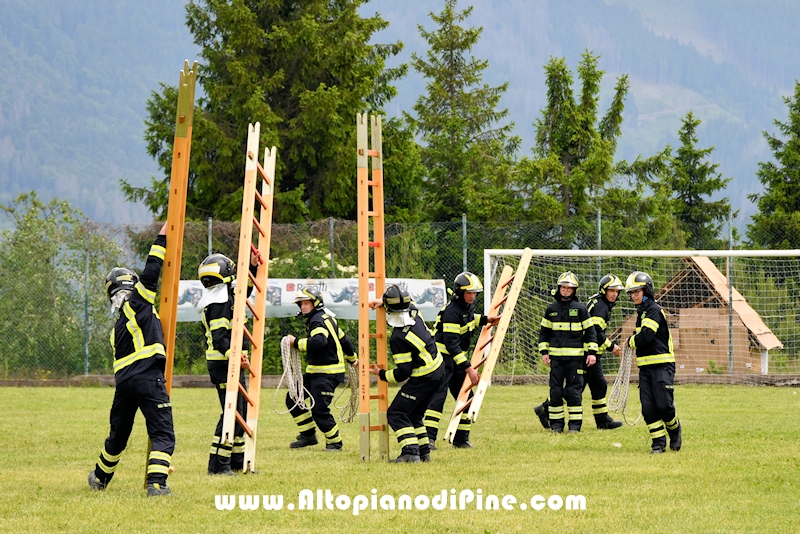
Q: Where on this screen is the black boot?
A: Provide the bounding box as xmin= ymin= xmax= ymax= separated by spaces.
xmin=650 ymin=437 xmax=667 ymax=454
xmin=290 ymin=432 xmax=318 ymax=449
xmin=668 ymin=423 xmax=682 ymax=451
xmin=534 ymin=404 xmax=551 ymax=429
xmin=595 ymin=414 xmax=623 ymax=430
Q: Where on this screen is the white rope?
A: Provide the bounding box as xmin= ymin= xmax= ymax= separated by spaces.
xmin=273 ymin=336 xmax=314 ymax=414
xmin=334 ymin=363 xmax=359 ymax=423
xmin=608 ymin=345 xmax=641 ymax=425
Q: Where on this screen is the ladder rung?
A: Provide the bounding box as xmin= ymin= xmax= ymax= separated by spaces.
xmin=367 ymin=272 xmax=379 ymax=278
xmin=497 ymin=295 xmax=509 ymax=307
xmin=252 ymin=215 xmax=266 ymax=237
xmin=454 ymin=397 xmax=473 ymax=416
xmin=255 ymin=160 xmax=272 ymax=185
xmin=367 ymin=150 xmax=379 ymax=157
xmin=245 ymin=298 xmax=260 ymax=321
xmin=477 ymin=335 xmax=494 ymax=352
xmin=238 ymin=381 xmax=255 ymax=407
xmin=235 ymin=412 xmax=253 ymax=437
xmin=368 ymin=241 xmax=381 ymax=247
xmin=367 ymin=180 xmax=378 ymax=186
xmin=369 ymin=394 xmax=384 ymax=400
xmin=248 ymin=270 xmax=263 ymax=294
xmin=254 ymin=188 xmax=268 ymax=209
xmin=369 ymin=424 xmax=385 ymax=432
xmin=368 ymin=333 xmax=383 ymax=339
xmin=243 ymin=326 xmax=257 ymax=349
xmin=502 ymin=275 xmax=515 ymax=289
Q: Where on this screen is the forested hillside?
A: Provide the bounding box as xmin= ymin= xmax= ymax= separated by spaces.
xmin=1 ymin=0 xmax=798 ymax=222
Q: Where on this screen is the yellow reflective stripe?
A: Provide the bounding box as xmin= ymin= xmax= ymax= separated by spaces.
xmin=581 ymin=318 xmax=593 ymax=330
xmin=101 ymin=449 xmax=122 ymax=462
xmin=411 ymin=353 xmax=442 ymax=377
xmin=109 ymin=328 xmax=115 ymax=350
xmin=209 ymin=318 xmax=231 ymax=330
xmin=453 ymin=351 xmax=468 ymax=365
xmin=599 ymin=339 xmax=612 ymax=351
xmin=436 ymin=342 xmax=450 ymax=355
xmin=547 ymin=347 xmax=585 ymax=357
xmin=540 ymin=318 xmax=553 ymax=328
xmin=307 ymin=363 xmax=345 ymax=374
xmin=113 ymin=343 xmax=166 ymax=372
xmin=550 ymin=322 xmax=587 ymax=331
xmin=393 ymin=351 xmax=412 ymax=364
xmin=636 ymin=353 xmax=675 ymax=366
xmin=149 ymin=451 xmax=171 ymax=462
xmin=206 ymin=352 xmax=226 ymax=361
xmin=147 ymin=465 xmax=170 ymax=475
xmin=584 ymin=342 xmax=598 ymax=352
xmin=323 ymin=318 xmax=346 ymax=368
xmin=442 ymin=323 xmax=461 ymax=334
xmin=310 ymin=326 xmax=329 ymax=338
xmin=642 ymin=317 xmax=660 ymax=332
xmin=385 ymin=369 xmax=397 ymax=384
xmin=592 ymin=316 xmax=607 ymax=329
xmin=538 ymin=342 xmax=550 ymax=352
xmin=298 ymin=338 xmax=308 ymax=352
xmin=135 ymin=281 xmax=156 ymax=304
xmin=149 ymin=244 xmax=166 ymax=260
xmin=405 ymin=332 xmax=426 ymax=352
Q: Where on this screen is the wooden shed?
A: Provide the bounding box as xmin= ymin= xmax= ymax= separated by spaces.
xmin=616 ymin=257 xmax=782 ymax=375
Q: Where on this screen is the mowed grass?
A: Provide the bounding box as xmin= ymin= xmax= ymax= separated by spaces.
xmin=2 ymin=384 xmax=799 ymax=533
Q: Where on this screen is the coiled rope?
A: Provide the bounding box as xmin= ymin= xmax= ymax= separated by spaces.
xmin=334 ymin=363 xmax=359 ymax=423
xmin=273 ymin=336 xmax=314 ymax=414
xmin=608 ymin=345 xmax=641 ymax=425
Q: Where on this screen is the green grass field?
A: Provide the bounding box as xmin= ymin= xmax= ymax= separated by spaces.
xmin=2 ymin=384 xmax=798 ymax=533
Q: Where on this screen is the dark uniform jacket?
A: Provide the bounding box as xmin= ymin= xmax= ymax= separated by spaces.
xmin=628 ymin=297 xmax=675 ymax=366
xmin=587 ymin=294 xmax=616 ymax=353
xmin=294 ymin=307 xmax=356 ymax=375
xmin=110 ymin=234 xmax=166 ymax=385
xmin=201 ymin=264 xmax=258 ymax=382
xmin=432 ymin=298 xmax=487 ymax=370
xmin=380 ymin=307 xmax=443 ymax=384
xmin=538 ymin=293 xmax=598 ymax=359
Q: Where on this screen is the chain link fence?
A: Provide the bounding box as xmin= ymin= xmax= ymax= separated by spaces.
xmin=0 ymin=214 xmax=775 ymax=379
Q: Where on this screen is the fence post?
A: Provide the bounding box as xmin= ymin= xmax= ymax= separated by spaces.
xmin=330 ymin=217 xmax=335 ymax=278
xmin=596 ymin=210 xmax=602 ymax=281
xmin=728 ymin=210 xmax=734 ymax=374
xmin=462 ymin=213 xmax=467 ymax=273
xmin=207 ymin=217 xmax=213 ymax=255
xmin=84 ymin=223 xmax=90 ymax=376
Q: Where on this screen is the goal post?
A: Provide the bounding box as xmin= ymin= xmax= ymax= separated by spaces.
xmin=484 ymin=249 xmax=800 ymax=382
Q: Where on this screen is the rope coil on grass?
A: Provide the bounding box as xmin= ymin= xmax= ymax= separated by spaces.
xmin=273 ymin=336 xmax=314 ymax=414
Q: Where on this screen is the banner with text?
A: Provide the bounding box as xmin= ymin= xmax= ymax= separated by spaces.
xmin=177 ymin=278 xmax=447 ymax=322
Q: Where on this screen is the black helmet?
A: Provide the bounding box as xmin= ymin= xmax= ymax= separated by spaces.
xmin=625 ymin=271 xmax=654 ymax=298
xmin=293 ymin=287 xmax=324 ymax=309
xmin=382 ymin=284 xmax=412 ymax=313
xmin=198 ymin=253 xmax=235 ymax=288
xmin=598 ymin=274 xmax=624 ymax=295
xmin=453 ymin=272 xmax=483 ymax=298
xmin=105 ymin=267 xmax=138 ymax=299
xmin=557 ymin=271 xmax=579 ymax=288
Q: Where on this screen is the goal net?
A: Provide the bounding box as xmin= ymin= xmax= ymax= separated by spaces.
xmin=485 ymin=249 xmax=800 ymax=383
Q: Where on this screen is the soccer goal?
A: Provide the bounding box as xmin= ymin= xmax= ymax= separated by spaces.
xmin=485 ymin=249 xmax=800 ymax=383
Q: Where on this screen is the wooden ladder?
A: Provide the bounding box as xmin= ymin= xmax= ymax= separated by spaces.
xmin=444 ymin=248 xmax=534 ymax=442
xmin=221 ymin=122 xmax=276 ymax=473
xmin=356 ymin=113 xmax=391 ymax=461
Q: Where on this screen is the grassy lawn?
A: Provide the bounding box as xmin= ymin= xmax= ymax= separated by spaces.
xmin=1 ymin=384 xmax=798 ymax=533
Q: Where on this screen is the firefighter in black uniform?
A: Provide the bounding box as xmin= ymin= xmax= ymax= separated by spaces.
xmin=424 ymin=272 xmax=499 ymax=449
xmin=285 ymin=287 xmax=356 ymax=451
xmin=369 ymin=285 xmax=445 ymax=463
xmin=198 ymin=250 xmax=260 ymax=475
xmin=537 ymin=272 xmax=598 ymax=433
xmin=533 ymin=274 xmax=623 ymax=430
xmin=625 ymin=271 xmax=682 ymax=453
xmin=88 ymin=222 xmax=175 ymax=496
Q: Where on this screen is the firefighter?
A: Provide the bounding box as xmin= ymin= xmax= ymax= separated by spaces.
xmin=424 ymin=272 xmax=500 ymax=449
xmin=537 ymin=272 xmax=598 ymax=433
xmin=369 ymin=285 xmax=445 ymax=462
xmin=533 ymin=274 xmax=623 ymax=430
xmin=88 ymin=222 xmax=175 ymax=497
xmin=285 ymin=287 xmax=357 ymax=451
xmin=198 ymin=250 xmax=260 ymax=475
xmin=625 ymin=271 xmax=682 ymax=453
